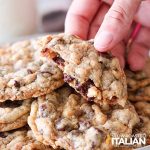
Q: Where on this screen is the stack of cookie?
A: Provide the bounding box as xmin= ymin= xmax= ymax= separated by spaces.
xmin=0 ymin=41 xmax=63 ymax=149
xmin=0 ymin=34 xmax=149 ymax=150
xmin=126 ymin=69 xmax=150 ymax=145
xmin=126 ymin=69 xmax=150 ymax=102
xmin=39 ymin=34 xmax=148 ymax=149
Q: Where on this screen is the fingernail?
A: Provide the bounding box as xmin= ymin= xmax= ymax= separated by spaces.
xmin=94 ymin=31 xmax=113 ymax=51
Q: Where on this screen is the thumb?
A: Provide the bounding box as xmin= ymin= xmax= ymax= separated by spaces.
xmin=94 ymin=0 xmax=141 ymax=51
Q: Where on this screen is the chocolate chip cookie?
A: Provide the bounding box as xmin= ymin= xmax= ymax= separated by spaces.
xmin=28 ymin=86 xmax=115 ymax=149
xmin=133 ymin=102 xmax=150 ymax=145
xmin=126 ymin=70 xmax=150 ymax=101
xmin=0 ymin=114 xmax=28 ymax=132
xmin=102 ymin=102 xmax=140 ymax=135
xmin=0 ymin=100 xmax=32 ymax=132
xmin=41 ymin=34 xmax=127 ymax=107
xmin=134 ymin=102 xmax=150 ymax=118
xmin=0 ymin=40 xmax=64 ymax=102
xmin=28 ymin=85 xmax=138 ymax=150
xmin=0 ymin=126 xmax=53 ymax=150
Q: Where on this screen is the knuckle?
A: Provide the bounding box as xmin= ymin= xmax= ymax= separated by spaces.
xmin=105 ymin=4 xmax=129 ymax=25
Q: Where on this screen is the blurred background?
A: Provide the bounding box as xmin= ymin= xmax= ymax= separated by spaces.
xmin=0 ymin=0 xmax=72 ymax=43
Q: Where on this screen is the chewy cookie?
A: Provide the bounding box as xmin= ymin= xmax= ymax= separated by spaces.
xmin=133 ymin=102 xmax=150 ymax=145
xmin=0 ymin=126 xmax=53 ymax=150
xmin=0 ymin=114 xmax=28 ymax=132
xmin=0 ymin=100 xmax=32 ymax=132
xmin=28 ymin=86 xmax=113 ymax=149
xmin=28 ymin=86 xmax=138 ymax=150
xmin=41 ymin=34 xmax=127 ymax=107
xmin=103 ymin=102 xmax=140 ymax=135
xmin=0 ymin=40 xmax=64 ymax=102
xmin=134 ymin=102 xmax=150 ymax=118
xmin=126 ymin=70 xmax=150 ymax=101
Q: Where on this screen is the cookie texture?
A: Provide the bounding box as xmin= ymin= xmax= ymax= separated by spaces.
xmin=102 ymin=102 xmax=140 ymax=135
xmin=0 ymin=40 xmax=64 ymax=101
xmin=41 ymin=34 xmax=127 ymax=107
xmin=134 ymin=116 xmax=150 ymax=136
xmin=133 ymin=102 xmax=150 ymax=145
xmin=0 ymin=100 xmax=31 ymax=123
xmin=126 ymin=70 xmax=150 ymax=101
xmin=0 ymin=114 xmax=28 ymax=132
xmin=28 ymin=86 xmax=113 ymax=149
xmin=134 ymin=102 xmax=150 ymax=117
xmin=0 ymin=127 xmax=53 ymax=150
xmin=0 ymin=100 xmax=32 ymax=132
xmin=28 ymin=86 xmax=138 ymax=150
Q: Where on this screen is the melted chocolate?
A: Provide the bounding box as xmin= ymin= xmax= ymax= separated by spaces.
xmin=14 ymin=81 xmax=20 ymax=88
xmin=0 ymin=100 xmax=23 ymax=108
xmin=76 ymin=79 xmax=94 ymax=97
xmin=53 ymin=56 xmax=65 ymax=67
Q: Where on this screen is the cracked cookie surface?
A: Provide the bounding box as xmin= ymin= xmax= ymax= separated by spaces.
xmin=41 ymin=34 xmax=127 ymax=107
xmin=0 ymin=40 xmax=64 ymax=101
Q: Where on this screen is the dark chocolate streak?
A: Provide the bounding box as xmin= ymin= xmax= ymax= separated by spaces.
xmin=76 ymin=79 xmax=94 ymax=97
xmin=64 ymin=74 xmax=94 ymax=101
xmin=64 ymin=74 xmax=95 ymax=101
xmin=0 ymin=132 xmax=7 ymax=138
xmin=0 ymin=100 xmax=23 ymax=108
xmin=14 ymin=81 xmax=20 ymax=88
xmin=53 ymin=56 xmax=65 ymax=67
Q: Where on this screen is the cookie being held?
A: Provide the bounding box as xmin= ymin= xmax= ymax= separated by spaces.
xmin=41 ymin=34 xmax=127 ymax=107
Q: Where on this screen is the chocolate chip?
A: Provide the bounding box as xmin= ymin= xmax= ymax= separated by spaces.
xmin=14 ymin=81 xmax=20 ymax=88
xmin=39 ymin=104 xmax=48 ymax=117
xmin=0 ymin=100 xmax=23 ymax=108
xmin=87 ymin=97 xmax=94 ymax=102
xmin=0 ymin=132 xmax=7 ymax=138
xmin=64 ymin=74 xmax=74 ymax=82
xmin=40 ymin=104 xmax=47 ymax=111
xmin=53 ymin=56 xmax=65 ymax=67
xmin=76 ymin=79 xmax=94 ymax=97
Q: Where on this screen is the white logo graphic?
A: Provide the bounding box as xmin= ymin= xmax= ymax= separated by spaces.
xmin=111 ymin=133 xmax=146 ymax=147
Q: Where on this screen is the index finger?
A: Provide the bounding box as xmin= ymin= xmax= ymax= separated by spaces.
xmin=65 ymin=0 xmax=101 ymax=39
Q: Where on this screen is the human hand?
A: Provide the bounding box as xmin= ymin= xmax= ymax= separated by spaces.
xmin=65 ymin=0 xmax=150 ymax=71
